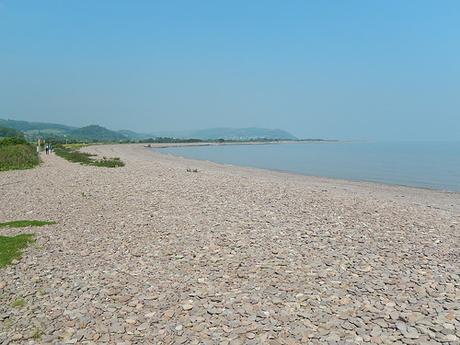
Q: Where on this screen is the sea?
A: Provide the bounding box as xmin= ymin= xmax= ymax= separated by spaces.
xmin=156 ymin=141 xmax=460 ymax=192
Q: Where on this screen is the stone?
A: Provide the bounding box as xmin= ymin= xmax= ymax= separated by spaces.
xmin=441 ymin=334 xmax=458 ymax=343
xmin=11 ymin=334 xmax=22 ymax=341
xmin=396 ymin=321 xmax=408 ymax=334
xmin=182 ymin=304 xmax=193 ymax=311
xmin=246 ymin=333 xmax=256 ymax=339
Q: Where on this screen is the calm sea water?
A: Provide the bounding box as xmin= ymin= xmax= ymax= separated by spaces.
xmin=157 ymin=142 xmax=460 ymax=192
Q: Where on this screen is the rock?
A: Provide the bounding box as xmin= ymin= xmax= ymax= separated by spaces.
xmin=440 ymin=334 xmax=458 ymax=342
xmin=137 ymin=322 xmax=149 ymax=331
xmin=405 ymin=327 xmax=420 ymax=339
xmin=370 ymin=325 xmax=382 ymax=337
xmin=110 ymin=322 xmax=125 ymax=334
xmin=389 ymin=311 xmax=399 ymax=320
xmin=11 ymin=333 xmax=22 ymax=341
xmin=396 ymin=321 xmax=408 ymax=334
xmin=341 ymin=321 xmax=355 ymax=330
xmin=181 ymin=304 xmax=193 ymax=311
xmin=442 ymin=323 xmax=455 ymax=334
xmin=246 ymin=333 xmax=256 ymax=339
xmin=207 ymin=308 xmax=222 ymax=315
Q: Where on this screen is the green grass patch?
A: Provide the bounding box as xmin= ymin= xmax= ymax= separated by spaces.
xmin=54 ymin=145 xmax=124 ymax=168
xmin=11 ymin=297 xmax=26 ymax=308
xmin=0 ymin=234 xmax=35 ymax=268
xmin=0 ymin=220 xmax=56 ymax=228
xmin=0 ymin=142 xmax=40 ymax=171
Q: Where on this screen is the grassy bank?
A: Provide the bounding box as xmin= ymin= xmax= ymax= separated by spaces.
xmin=0 ymin=234 xmax=35 ymax=268
xmin=0 ymin=138 xmax=40 ymax=171
xmin=0 ymin=220 xmax=56 ymax=268
xmin=54 ymin=145 xmax=124 ymax=168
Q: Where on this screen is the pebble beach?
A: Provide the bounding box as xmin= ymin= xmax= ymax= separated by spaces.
xmin=1 ymin=143 xmax=459 ymax=344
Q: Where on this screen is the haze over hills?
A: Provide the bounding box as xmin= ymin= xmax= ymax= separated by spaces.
xmin=71 ymin=125 xmax=127 ymax=141
xmin=0 ymin=119 xmax=126 ymax=141
xmin=0 ymin=118 xmax=74 ymax=133
xmin=0 ymin=118 xmax=298 ymax=141
xmin=147 ymin=128 xmax=297 ymax=140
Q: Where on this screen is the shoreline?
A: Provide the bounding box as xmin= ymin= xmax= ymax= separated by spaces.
xmin=143 ymin=139 xmax=337 ymax=149
xmin=87 ymin=144 xmax=460 ymax=214
xmin=149 ymin=143 xmax=460 ymax=196
xmin=1 ymin=143 xmax=459 ymax=343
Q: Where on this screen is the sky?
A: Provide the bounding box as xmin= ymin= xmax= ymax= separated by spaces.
xmin=0 ymin=1 xmax=459 ymax=140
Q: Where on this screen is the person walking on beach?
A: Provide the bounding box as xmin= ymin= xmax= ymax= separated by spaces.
xmin=45 ymin=144 xmax=49 ymax=155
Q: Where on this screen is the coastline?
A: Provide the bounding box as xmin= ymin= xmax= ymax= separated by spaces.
xmin=150 ymin=142 xmax=460 ymax=195
xmin=144 ymin=141 xmax=460 ymax=194
xmin=1 ymin=143 xmax=459 ymax=343
xmin=122 ymin=143 xmax=459 ymax=214
xmin=143 ymin=139 xmax=336 ymax=149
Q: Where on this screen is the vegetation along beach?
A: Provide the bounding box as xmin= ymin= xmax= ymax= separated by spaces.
xmin=1 ymin=144 xmax=459 ymax=343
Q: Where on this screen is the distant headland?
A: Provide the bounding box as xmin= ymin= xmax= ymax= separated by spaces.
xmin=0 ymin=118 xmax=331 ymax=143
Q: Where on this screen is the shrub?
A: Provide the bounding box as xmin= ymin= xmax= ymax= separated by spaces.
xmin=0 ymin=137 xmax=28 ymax=146
xmin=0 ymin=143 xmax=39 ymax=171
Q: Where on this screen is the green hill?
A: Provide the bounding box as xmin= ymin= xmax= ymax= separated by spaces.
xmin=0 ymin=119 xmax=127 ymax=142
xmin=70 ymin=125 xmax=127 ymax=141
xmin=0 ymin=119 xmax=74 ymax=140
xmin=118 ymin=129 xmax=151 ymax=139
xmin=0 ymin=118 xmax=300 ymax=142
xmin=0 ymin=119 xmax=74 ymax=132
xmin=0 ymin=126 xmax=25 ymax=138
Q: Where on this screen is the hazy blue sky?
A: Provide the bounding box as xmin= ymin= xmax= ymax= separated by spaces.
xmin=1 ymin=1 xmax=459 ymax=140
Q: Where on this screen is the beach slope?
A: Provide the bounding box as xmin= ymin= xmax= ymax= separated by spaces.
xmin=0 ymin=144 xmax=459 ymax=343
